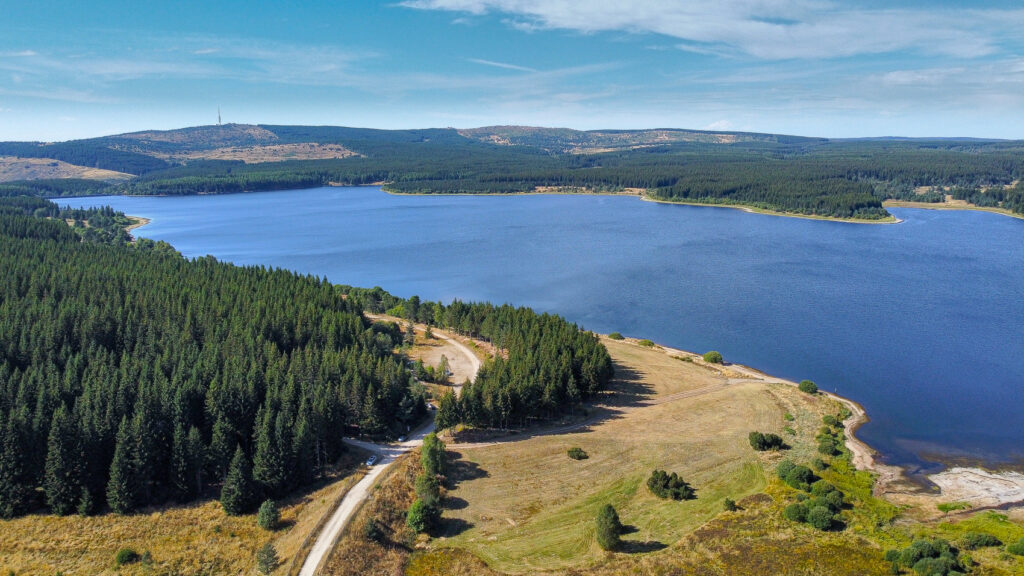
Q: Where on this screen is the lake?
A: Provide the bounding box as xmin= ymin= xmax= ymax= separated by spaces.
xmin=63 ymin=187 xmax=1024 ymax=475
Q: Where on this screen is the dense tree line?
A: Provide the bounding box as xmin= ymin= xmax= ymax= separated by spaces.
xmin=6 ymin=127 xmax=1024 ymax=218
xmin=341 ymin=286 xmax=615 ymax=429
xmin=0 ymin=209 xmax=427 ymax=517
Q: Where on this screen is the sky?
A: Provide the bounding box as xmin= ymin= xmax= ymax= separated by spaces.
xmin=2 ymin=0 xmax=1024 ymax=141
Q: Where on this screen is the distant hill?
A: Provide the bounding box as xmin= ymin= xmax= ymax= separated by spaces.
xmin=1 ymin=124 xmax=1022 ymax=220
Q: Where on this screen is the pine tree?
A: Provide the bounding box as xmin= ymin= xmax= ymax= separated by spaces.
xmin=221 ymin=445 xmax=257 ymax=516
xmin=43 ymin=407 xmax=82 ymax=516
xmin=435 ymin=389 xmax=459 ymax=431
xmin=0 ymin=418 xmax=31 ymax=518
xmin=253 ymin=407 xmax=288 ymax=496
xmin=170 ymin=422 xmax=204 ymax=501
xmin=107 ymin=418 xmax=139 ymax=514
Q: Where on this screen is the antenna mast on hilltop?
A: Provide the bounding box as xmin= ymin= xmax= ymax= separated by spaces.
xmin=218 ymin=107 xmax=222 ymax=126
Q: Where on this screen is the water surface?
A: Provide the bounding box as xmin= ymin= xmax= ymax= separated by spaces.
xmin=64 ymin=187 xmax=1024 ymax=474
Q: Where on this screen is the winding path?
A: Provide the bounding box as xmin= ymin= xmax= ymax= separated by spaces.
xmin=297 ymin=325 xmax=480 ymax=576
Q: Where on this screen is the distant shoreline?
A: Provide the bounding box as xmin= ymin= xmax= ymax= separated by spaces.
xmin=883 ymin=199 xmax=1024 ymax=221
xmin=381 ymin=185 xmax=904 ymax=224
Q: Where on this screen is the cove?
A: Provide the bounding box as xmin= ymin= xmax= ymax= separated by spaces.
xmin=63 ymin=186 xmax=1024 ymax=475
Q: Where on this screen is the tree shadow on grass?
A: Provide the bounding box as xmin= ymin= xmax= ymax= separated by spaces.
xmin=447 ymin=451 xmax=489 ymax=485
xmin=444 ymin=496 xmax=469 ymax=510
xmin=437 ymin=517 xmax=474 ymax=538
xmin=617 ymin=539 xmax=667 ymax=554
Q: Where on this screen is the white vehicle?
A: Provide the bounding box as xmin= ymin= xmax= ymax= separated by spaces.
xmin=365 ymin=454 xmax=378 ymax=466
xmin=397 ymin=435 xmax=407 ymax=442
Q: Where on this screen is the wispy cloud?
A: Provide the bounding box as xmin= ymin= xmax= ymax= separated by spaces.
xmin=467 ymin=58 xmax=536 ymax=72
xmin=401 ymin=1 xmax=1024 ymax=60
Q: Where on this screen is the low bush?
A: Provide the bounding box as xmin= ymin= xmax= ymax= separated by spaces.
xmin=256 ymin=542 xmax=279 ymax=575
xmin=567 ymin=447 xmax=588 ymax=460
xmin=723 ymin=497 xmax=738 ymax=512
xmin=777 ymin=461 xmax=816 ymax=491
xmin=647 ymin=469 xmax=696 ymax=500
xmin=1007 ymin=537 xmax=1024 ymax=556
xmin=638 ymin=339 xmax=656 ymax=347
xmin=961 ymin=531 xmax=1001 ymax=550
xmin=749 ymin=431 xmax=785 ymax=451
xmin=798 ymin=380 xmax=818 ymax=394
xmin=703 ymin=350 xmax=723 ymax=364
xmin=607 ymin=332 xmax=624 ymax=340
xmin=407 ymin=499 xmax=441 ymax=533
xmin=257 ymin=499 xmax=280 ymax=530
xmin=114 ymin=548 xmax=140 ymax=566
xmin=890 ymin=539 xmax=965 ymax=575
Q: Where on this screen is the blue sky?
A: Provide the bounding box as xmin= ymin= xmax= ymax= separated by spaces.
xmin=2 ymin=0 xmax=1024 ymax=141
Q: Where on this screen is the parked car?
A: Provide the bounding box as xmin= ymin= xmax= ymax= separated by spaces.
xmin=398 ymin=435 xmax=407 ymax=442
xmin=366 ymin=454 xmax=378 ymax=466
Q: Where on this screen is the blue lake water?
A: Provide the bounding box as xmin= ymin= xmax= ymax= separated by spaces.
xmin=63 ymin=187 xmax=1024 ymax=475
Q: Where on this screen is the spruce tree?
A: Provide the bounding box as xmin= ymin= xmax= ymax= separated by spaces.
xmin=221 ymin=446 xmax=257 ymax=516
xmin=170 ymin=422 xmax=203 ymax=501
xmin=43 ymin=407 xmax=82 ymax=516
xmin=107 ymin=418 xmax=139 ymax=514
xmin=0 ymin=419 xmax=31 ymax=518
xmin=253 ymin=406 xmax=288 ymax=497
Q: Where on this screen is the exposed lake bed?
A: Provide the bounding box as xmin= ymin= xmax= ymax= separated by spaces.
xmin=62 ymin=186 xmax=1024 ymax=495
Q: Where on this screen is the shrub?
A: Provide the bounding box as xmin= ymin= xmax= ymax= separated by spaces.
xmin=607 ymin=332 xmax=624 ymax=340
xmin=595 ymin=504 xmax=622 ymax=551
xmin=784 ymin=413 xmax=795 ymax=421
xmin=407 ymin=499 xmax=440 ymax=533
xmin=749 ymin=431 xmax=785 ymax=451
xmin=783 ymin=502 xmax=807 ymax=522
xmin=822 ymin=415 xmax=839 ymax=427
xmin=811 ymin=458 xmax=827 ymax=471
xmin=257 ymin=499 xmax=280 ymax=530
xmin=256 ymin=542 xmax=279 ymax=575
xmin=806 ymin=506 xmax=834 ymax=531
xmin=892 ymin=539 xmax=965 ymax=575
xmin=703 ymin=350 xmax=723 ymax=364
xmin=1007 ymin=538 xmax=1024 ymax=556
xmin=638 ymin=339 xmax=656 ymax=348
xmin=415 ymin=472 xmax=441 ymax=507
xmin=363 ymin=518 xmax=385 ymax=543
xmin=817 ymin=436 xmax=840 ymax=456
xmin=780 ymin=464 xmax=816 ymax=491
xmin=961 ymin=532 xmax=1001 ymax=550
xmin=647 ymin=469 xmax=696 ymax=500
xmin=798 ymin=380 xmax=818 ymax=394
xmin=776 ymin=460 xmax=796 ymax=479
xmin=114 ymin=548 xmax=139 ymax=566
xmin=567 ymin=447 xmax=588 ymax=460
xmin=723 ymin=497 xmax=738 ymax=512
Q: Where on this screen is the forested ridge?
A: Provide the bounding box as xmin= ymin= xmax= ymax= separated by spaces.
xmin=0 ymin=199 xmax=427 ymax=517
xmin=342 ymin=287 xmax=615 ymax=429
xmin=0 ymin=199 xmax=613 ymax=518
xmin=4 ymin=125 xmax=1024 ymax=219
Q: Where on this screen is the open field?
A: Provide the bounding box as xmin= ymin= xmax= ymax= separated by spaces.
xmin=0 ymin=453 xmax=364 ymax=576
xmin=0 ymin=156 xmax=133 ymax=182
xmin=431 ymin=337 xmax=834 ymax=573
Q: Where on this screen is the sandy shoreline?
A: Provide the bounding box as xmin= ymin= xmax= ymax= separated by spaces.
xmin=642 ymin=339 xmax=1024 ymax=514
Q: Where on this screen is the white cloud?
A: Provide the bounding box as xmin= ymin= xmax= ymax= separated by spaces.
xmin=467 ymin=58 xmax=536 ymax=72
xmin=401 ymin=0 xmax=1024 ymax=60
xmin=704 ymin=120 xmax=734 ymax=131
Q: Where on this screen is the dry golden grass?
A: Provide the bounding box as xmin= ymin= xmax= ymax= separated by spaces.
xmin=431 ymin=337 xmax=828 ymax=573
xmin=0 ymin=156 xmax=133 ymax=182
xmin=321 ymin=452 xmax=421 ymax=576
xmin=0 ymin=453 xmax=364 ymax=576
